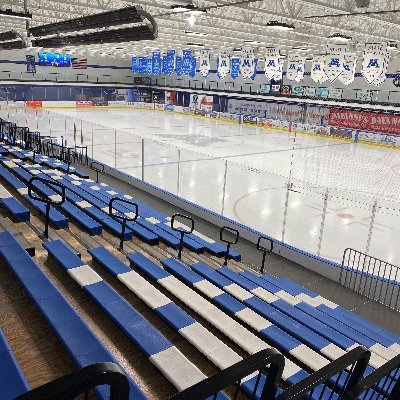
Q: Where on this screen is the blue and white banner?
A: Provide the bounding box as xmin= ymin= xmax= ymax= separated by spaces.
xmin=325 ymin=43 xmax=347 ymax=83
xmin=286 ymin=54 xmax=301 ymax=81
xmin=241 ymin=46 xmax=255 ymax=79
xmin=272 ymin=59 xmax=283 ymax=81
xmin=217 ymin=48 xmax=230 ymax=79
xmin=294 ymin=57 xmax=305 ymax=82
xmin=175 ymin=56 xmax=184 ymax=76
xmin=339 ymin=53 xmax=357 ymax=85
xmin=251 ymin=58 xmax=258 ymax=80
xmin=199 ymin=49 xmax=210 ymax=77
xmin=231 ymin=57 xmax=240 ymax=79
xmin=138 ymin=57 xmax=148 ymax=74
xmin=189 ymin=57 xmax=197 ymax=77
xmin=264 ymin=47 xmax=280 ymax=81
xmin=152 ymin=50 xmax=162 ymax=75
xmin=371 ymin=60 xmax=387 ymax=86
xmin=163 ymin=50 xmax=176 ymax=76
xmin=132 ymin=56 xmax=137 ymax=74
xmin=26 ymin=55 xmax=36 ymax=73
xmin=146 ymin=58 xmax=153 ymax=74
xmin=181 ymin=49 xmax=193 ymax=75
xmin=362 ymin=43 xmax=388 ymax=85
xmin=310 ymin=55 xmax=326 ymax=83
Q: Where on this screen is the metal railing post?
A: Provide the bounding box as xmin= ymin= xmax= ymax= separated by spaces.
xmin=220 ymin=226 xmax=239 ymax=266
xmin=90 ymin=161 xmax=104 ymax=183
xmin=27 ymin=177 xmax=66 ymax=239
xmin=171 ymin=213 xmax=194 ymax=259
xmin=257 ymin=236 xmax=274 ymax=274
xmin=108 ymin=197 xmax=139 ymax=250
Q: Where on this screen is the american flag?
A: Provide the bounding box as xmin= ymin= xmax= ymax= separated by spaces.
xmin=71 ymin=57 xmax=88 ymax=69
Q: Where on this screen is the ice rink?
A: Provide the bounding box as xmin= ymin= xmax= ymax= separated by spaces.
xmin=6 ymin=106 xmax=400 ymax=271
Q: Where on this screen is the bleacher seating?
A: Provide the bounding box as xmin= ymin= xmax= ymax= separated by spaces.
xmin=0 ymin=183 xmax=30 ymax=222
xmin=0 ymin=123 xmax=400 ymax=400
xmin=0 ymin=143 xmax=241 ymax=258
xmin=87 ymin=246 xmax=282 ymax=398
xmin=0 ymin=329 xmax=30 ymax=399
xmin=0 ymin=162 xmax=69 ymax=229
xmin=196 ymin=264 xmax=391 ymax=368
xmin=0 ymin=231 xmax=148 ymax=400
xmin=42 ymin=239 xmax=227 ymax=397
xmin=239 ymin=269 xmax=400 ymax=360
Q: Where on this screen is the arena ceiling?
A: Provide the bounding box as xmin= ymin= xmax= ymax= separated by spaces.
xmin=1 ymin=0 xmax=400 ymax=59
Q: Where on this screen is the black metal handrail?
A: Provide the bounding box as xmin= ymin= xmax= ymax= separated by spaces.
xmin=109 ymin=197 xmax=139 ymax=250
xmin=169 ymin=349 xmax=285 ymax=400
xmin=28 ymin=176 xmax=66 ymax=238
xmin=341 ymin=248 xmax=400 ymax=311
xmin=171 ymin=213 xmax=194 ymax=259
xmin=257 ymin=236 xmax=274 ymax=274
xmin=61 ymin=147 xmax=79 ymax=173
xmin=344 ymin=354 xmax=400 ymax=400
xmin=74 ymin=145 xmax=88 ymax=165
xmin=220 ymin=226 xmax=239 ymax=266
xmin=15 ymin=362 xmax=130 ymax=400
xmin=276 ymin=346 xmax=370 ymax=400
xmin=91 ymin=161 xmax=104 ymax=183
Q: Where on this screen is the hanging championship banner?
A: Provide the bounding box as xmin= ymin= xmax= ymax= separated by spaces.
xmin=310 ymin=55 xmax=326 ymax=83
xmin=273 ymin=59 xmax=283 ymax=81
xmin=325 ymin=43 xmax=347 ymax=83
xmin=181 ymin=49 xmax=192 ymax=75
xmin=251 ymin=58 xmax=258 ymax=80
xmin=286 ymin=54 xmax=300 ymax=81
xmin=339 ymin=53 xmax=357 ymax=85
xmin=146 ymin=58 xmax=153 ymax=74
xmin=189 ymin=57 xmax=197 ymax=77
xmin=26 ymin=55 xmax=36 ymax=73
xmin=371 ymin=53 xmax=388 ymax=86
xmin=132 ymin=56 xmax=137 ymax=74
xmin=217 ymin=48 xmax=230 ymax=79
xmin=175 ymin=56 xmax=184 ymax=76
xmin=264 ymin=47 xmax=280 ymax=81
xmin=362 ymin=43 xmax=388 ymax=84
xmin=138 ymin=57 xmax=148 ymax=74
xmin=241 ymin=46 xmax=255 ymax=79
xmin=152 ymin=50 xmax=162 ymax=75
xmin=199 ymin=49 xmax=210 ymax=77
xmin=163 ymin=50 xmax=176 ymax=76
xmin=231 ymin=57 xmax=240 ymax=79
xmin=294 ymin=57 xmax=306 ymax=82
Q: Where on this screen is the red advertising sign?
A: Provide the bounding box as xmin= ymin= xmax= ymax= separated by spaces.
xmin=25 ymin=101 xmax=42 ymax=108
xmin=329 ymin=108 xmax=400 ymax=135
xmin=76 ymin=100 xmax=93 ymax=107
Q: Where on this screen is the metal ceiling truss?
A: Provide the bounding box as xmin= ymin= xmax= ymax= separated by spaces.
xmin=0 ymin=0 xmax=398 ymax=59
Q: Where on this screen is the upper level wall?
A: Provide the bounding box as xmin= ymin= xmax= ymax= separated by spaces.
xmin=0 ymin=49 xmax=134 ymax=84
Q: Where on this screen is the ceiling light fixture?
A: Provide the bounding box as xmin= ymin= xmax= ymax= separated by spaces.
xmin=266 ymin=21 xmax=294 ymax=31
xmin=244 ymin=40 xmax=263 ymax=45
xmin=0 ymin=9 xmax=32 ymax=20
xmin=292 ymin=46 xmax=308 ymax=51
xmin=185 ymin=31 xmax=208 ymax=36
xmin=328 ymin=33 xmax=352 ymax=41
xmin=171 ymin=4 xmax=196 ymax=12
xmin=186 ymin=42 xmax=204 ymax=47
